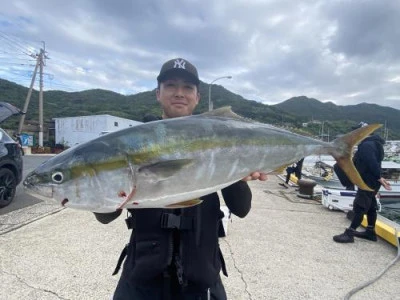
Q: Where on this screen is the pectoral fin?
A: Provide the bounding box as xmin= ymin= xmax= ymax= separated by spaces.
xmin=138 ymin=159 xmax=194 ymax=180
xmin=165 ymin=199 xmax=203 ymax=208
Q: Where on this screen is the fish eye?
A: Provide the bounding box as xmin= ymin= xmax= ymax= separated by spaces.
xmin=52 ymin=172 xmax=64 ymax=183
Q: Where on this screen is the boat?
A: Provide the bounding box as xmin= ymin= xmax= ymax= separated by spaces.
xmin=277 ymin=153 xmax=400 ymax=247
xmin=302 ymin=156 xmax=400 ymax=203
xmin=320 ymin=183 xmax=400 ymax=247
xmin=309 ymin=151 xmax=400 ymax=246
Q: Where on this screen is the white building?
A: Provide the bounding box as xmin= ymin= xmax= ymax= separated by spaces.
xmin=54 ymin=115 xmax=142 ymax=147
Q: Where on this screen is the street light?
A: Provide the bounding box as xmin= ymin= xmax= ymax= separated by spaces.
xmin=208 ymin=76 xmax=232 ymax=111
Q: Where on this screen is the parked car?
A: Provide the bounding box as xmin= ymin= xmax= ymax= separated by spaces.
xmin=0 ymin=102 xmax=24 ymax=208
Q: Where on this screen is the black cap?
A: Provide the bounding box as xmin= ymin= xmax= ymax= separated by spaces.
xmin=157 ymin=58 xmax=200 ymax=85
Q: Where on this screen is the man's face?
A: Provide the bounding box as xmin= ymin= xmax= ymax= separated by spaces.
xmin=156 ymin=77 xmax=200 ymax=119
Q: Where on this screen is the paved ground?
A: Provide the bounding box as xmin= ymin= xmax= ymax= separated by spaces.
xmin=1 ymin=176 xmax=399 ymax=300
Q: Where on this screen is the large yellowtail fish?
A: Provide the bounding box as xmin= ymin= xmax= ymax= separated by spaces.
xmin=23 ymin=107 xmax=381 ymax=212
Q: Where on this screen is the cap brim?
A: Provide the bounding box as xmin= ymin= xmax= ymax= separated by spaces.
xmin=157 ymin=69 xmax=199 ymax=85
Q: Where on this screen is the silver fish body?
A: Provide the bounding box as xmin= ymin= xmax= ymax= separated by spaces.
xmin=23 ymin=107 xmax=380 ymax=212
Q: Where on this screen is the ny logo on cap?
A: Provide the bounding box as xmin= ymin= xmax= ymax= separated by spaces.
xmin=173 ymin=59 xmax=186 ymax=69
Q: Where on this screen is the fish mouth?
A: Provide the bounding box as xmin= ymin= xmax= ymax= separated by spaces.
xmin=24 ymin=188 xmax=54 ymax=202
xmin=23 ymin=173 xmax=54 ymax=201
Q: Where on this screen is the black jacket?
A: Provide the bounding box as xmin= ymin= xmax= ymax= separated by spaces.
xmin=95 ymin=114 xmax=252 ymax=289
xmin=353 ymin=135 xmax=385 ymax=191
xmin=334 ymin=135 xmax=385 ymax=191
xmin=95 ymin=180 xmax=252 ymax=288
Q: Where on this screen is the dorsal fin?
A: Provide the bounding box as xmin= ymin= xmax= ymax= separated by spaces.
xmin=201 ymin=106 xmax=251 ymax=122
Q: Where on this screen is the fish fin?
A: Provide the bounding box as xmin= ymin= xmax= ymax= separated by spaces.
xmin=336 ymin=124 xmax=382 ymax=150
xmin=336 ymin=157 xmax=372 ymax=191
xmin=138 ymin=159 xmax=194 ymax=180
xmin=330 ymin=124 xmax=382 ymax=191
xmin=201 ymin=106 xmax=253 ymax=122
xmin=164 ymin=199 xmax=203 ymax=208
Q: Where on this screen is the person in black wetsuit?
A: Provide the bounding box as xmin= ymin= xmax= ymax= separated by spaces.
xmin=333 ymin=122 xmax=391 ymax=243
xmin=95 ymin=58 xmax=268 ymax=300
xmin=285 ymin=158 xmax=304 ymax=184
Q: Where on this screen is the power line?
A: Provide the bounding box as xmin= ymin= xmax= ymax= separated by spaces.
xmin=0 ymin=63 xmax=36 ymax=67
xmin=0 ymin=57 xmax=36 ymax=61
xmin=0 ymin=32 xmax=35 ymax=57
xmin=1 ymin=33 xmax=82 ymax=93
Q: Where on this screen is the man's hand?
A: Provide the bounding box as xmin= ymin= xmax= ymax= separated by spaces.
xmin=379 ymin=177 xmax=392 ymax=191
xmin=242 ymin=172 xmax=268 ymax=182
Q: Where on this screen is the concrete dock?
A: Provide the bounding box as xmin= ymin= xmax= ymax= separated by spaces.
xmin=1 ymin=175 xmax=399 ymax=300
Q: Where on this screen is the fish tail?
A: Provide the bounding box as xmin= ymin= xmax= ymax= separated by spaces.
xmin=328 ymin=124 xmax=382 ymax=191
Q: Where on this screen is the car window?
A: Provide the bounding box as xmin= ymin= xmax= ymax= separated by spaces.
xmin=0 ymin=128 xmax=16 ymax=143
xmin=0 ymin=102 xmax=22 ymax=124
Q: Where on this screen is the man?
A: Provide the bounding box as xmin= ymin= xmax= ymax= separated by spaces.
xmin=14 ymin=133 xmax=24 ymax=156
xmin=333 ymin=122 xmax=391 ymax=243
xmin=280 ymin=158 xmax=304 ymax=187
xmin=95 ymin=58 xmax=267 ymax=299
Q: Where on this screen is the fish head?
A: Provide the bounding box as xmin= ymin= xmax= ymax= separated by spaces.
xmin=24 ymin=149 xmax=78 ymax=204
xmin=24 ymin=166 xmax=69 ymax=202
xmin=23 ymin=143 xmax=135 ymax=212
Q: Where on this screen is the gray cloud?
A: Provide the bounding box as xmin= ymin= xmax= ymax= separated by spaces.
xmin=1 ymin=0 xmax=400 ymax=111
xmin=323 ymin=0 xmax=400 ymax=60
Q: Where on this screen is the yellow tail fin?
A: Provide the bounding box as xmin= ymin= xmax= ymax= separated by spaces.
xmin=330 ymin=124 xmax=382 ymax=191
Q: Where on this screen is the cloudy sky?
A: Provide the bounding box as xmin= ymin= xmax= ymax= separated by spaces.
xmin=1 ymin=0 xmax=400 ymax=110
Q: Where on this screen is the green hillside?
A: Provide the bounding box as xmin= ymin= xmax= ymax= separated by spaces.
xmin=1 ymin=79 xmax=399 ymax=141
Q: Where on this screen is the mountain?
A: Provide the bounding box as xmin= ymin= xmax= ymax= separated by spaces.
xmin=0 ymin=78 xmax=297 ymax=128
xmin=1 ymin=79 xmax=399 ymax=140
xmin=274 ymin=96 xmax=400 ymax=139
xmin=275 ymin=96 xmax=399 ymax=127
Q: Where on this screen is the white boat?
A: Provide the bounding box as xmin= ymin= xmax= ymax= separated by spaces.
xmin=321 ymin=187 xmax=400 ymax=247
xmin=302 ymin=156 xmax=400 ymax=203
xmin=321 ymin=188 xmax=356 ymax=211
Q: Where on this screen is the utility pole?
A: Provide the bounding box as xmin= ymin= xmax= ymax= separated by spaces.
xmin=384 ymin=120 xmax=389 ymax=141
xmin=38 ymin=42 xmax=46 ymax=147
xmin=208 ymin=76 xmax=232 ymax=111
xmin=18 ymin=41 xmax=48 ymax=147
xmin=18 ymin=55 xmax=39 ymax=134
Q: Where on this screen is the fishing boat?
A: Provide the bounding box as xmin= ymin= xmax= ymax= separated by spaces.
xmin=277 ymin=153 xmax=400 ymax=247
xmin=320 ymin=188 xmax=400 ymax=246
xmin=302 ymin=156 xmax=400 ymax=203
